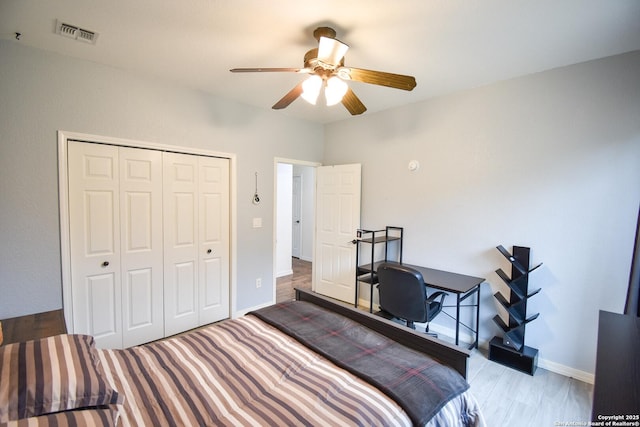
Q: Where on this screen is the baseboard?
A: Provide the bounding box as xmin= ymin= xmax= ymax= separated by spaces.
xmin=537 ymin=357 xmax=594 ymax=384
xmin=276 ymin=269 xmax=293 ymax=278
xmin=234 ymin=301 xmax=273 ymax=318
xmin=477 ymin=340 xmax=594 ymax=384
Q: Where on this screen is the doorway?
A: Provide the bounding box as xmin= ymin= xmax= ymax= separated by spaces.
xmin=274 ymin=159 xmax=318 ymax=303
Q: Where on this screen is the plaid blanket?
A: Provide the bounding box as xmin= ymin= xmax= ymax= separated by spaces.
xmin=250 ymin=301 xmax=470 ymax=426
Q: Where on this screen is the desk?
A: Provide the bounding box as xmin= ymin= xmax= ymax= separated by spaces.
xmin=366 ymin=261 xmax=485 ymax=349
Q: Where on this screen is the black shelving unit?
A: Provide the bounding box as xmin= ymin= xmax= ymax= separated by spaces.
xmin=354 ymin=226 xmax=403 ymax=313
xmin=489 ymin=245 xmax=542 ymax=375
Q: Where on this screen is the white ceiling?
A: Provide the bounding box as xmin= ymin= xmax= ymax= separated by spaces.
xmin=2 ymin=0 xmax=639 ymax=124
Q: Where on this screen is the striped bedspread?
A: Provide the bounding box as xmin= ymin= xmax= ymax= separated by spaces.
xmin=98 ymin=312 xmax=484 ymax=426
xmin=98 ymin=315 xmax=411 ymax=426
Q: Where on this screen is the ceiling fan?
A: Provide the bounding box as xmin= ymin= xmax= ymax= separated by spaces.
xmin=230 ymin=27 xmax=417 ymax=115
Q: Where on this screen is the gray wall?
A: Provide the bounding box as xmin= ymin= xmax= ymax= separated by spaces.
xmin=324 ymin=51 xmax=640 ymax=376
xmin=0 ymin=40 xmax=324 ymax=317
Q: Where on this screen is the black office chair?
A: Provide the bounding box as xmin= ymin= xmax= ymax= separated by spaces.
xmin=377 ymin=262 xmax=446 ymax=336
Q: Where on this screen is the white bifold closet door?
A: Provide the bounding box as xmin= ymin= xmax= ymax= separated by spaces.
xmin=68 ymin=142 xmax=164 ymax=348
xmin=68 ymin=141 xmax=229 ymax=348
xmin=163 ymin=152 xmax=230 ymax=336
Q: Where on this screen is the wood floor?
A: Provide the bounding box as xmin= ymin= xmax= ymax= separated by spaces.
xmin=276 ymin=258 xmax=594 ymax=426
xmin=0 ymin=309 xmax=66 ymax=345
xmin=276 ymin=257 xmax=313 ymax=302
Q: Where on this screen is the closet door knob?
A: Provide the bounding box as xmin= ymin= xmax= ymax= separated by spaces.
xmin=207 ymin=249 xmax=212 ymax=254
xmin=102 ymin=261 xmax=109 ymax=267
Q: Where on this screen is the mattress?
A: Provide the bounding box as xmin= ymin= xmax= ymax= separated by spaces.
xmin=98 ymin=309 xmax=484 ymax=426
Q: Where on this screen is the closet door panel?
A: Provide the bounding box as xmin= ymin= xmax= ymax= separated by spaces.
xmin=163 ymin=152 xmax=199 ymax=336
xmin=120 ymin=147 xmax=164 ymax=347
xmin=198 ymin=157 xmax=230 ymax=324
xmin=68 ymin=141 xmax=122 ymax=349
xmin=86 ymin=273 xmax=119 ymax=337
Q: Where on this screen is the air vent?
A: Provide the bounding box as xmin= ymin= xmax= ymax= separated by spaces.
xmin=56 ymin=20 xmax=98 ymax=44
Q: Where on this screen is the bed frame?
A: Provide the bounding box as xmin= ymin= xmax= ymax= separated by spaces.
xmin=295 ymin=288 xmax=471 ymax=378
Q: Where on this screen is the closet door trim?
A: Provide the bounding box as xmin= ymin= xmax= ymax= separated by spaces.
xmin=58 ymin=130 xmax=237 ymax=334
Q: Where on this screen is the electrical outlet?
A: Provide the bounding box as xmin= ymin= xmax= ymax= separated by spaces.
xmin=256 ymin=278 xmax=262 ymax=288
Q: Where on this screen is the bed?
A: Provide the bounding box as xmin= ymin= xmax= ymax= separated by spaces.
xmin=0 ymin=289 xmax=485 ymax=426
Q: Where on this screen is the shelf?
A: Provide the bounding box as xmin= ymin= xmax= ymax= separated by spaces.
xmin=356 ymin=273 xmax=378 ymax=284
xmin=360 ymin=235 xmax=402 ymax=244
xmin=528 ymin=262 xmax=543 ymax=273
xmin=491 ymin=245 xmax=542 ymax=369
xmin=493 ymin=292 xmax=524 ymax=323
xmin=495 ymin=268 xmax=528 ymax=287
xmin=493 ymin=313 xmax=539 ymax=333
xmin=489 ymin=336 xmax=538 ymax=375
xmin=496 ymin=245 xmax=527 ymax=275
xmin=354 ymin=226 xmax=404 ymax=313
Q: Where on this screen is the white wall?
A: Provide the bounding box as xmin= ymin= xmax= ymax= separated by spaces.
xmin=324 ymin=50 xmax=640 ymax=377
xmin=0 ymin=41 xmax=324 ymax=317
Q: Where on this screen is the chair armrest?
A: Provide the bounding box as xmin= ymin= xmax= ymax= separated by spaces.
xmin=426 ymin=291 xmax=447 ymax=304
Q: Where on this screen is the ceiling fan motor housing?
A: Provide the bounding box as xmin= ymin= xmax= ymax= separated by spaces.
xmin=313 ymin=26 xmax=337 ymax=41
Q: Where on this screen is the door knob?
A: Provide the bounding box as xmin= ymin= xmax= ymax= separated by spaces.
xmin=101 ymin=261 xmax=109 ymax=267
xmin=207 ymin=249 xmax=212 ymax=254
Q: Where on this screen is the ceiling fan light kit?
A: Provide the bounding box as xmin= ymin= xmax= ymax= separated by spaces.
xmin=230 ymin=26 xmax=416 ymax=116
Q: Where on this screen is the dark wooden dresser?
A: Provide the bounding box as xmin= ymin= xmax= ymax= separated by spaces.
xmin=591 ymin=310 xmax=640 ymax=421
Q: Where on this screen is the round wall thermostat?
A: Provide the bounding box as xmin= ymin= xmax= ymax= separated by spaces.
xmin=408 ymin=160 xmax=420 ymax=171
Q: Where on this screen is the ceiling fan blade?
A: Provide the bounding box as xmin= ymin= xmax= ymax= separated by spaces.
xmin=230 ymin=68 xmax=308 ymax=73
xmin=272 ymin=81 xmax=304 ymax=110
xmin=317 ymin=37 xmax=349 ymax=67
xmin=339 ymin=67 xmax=417 ymax=91
xmin=341 ymin=88 xmax=367 ymax=115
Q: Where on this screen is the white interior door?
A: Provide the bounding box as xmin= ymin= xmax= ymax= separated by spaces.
xmin=163 ymin=152 xmax=199 ymax=336
xmin=198 ymin=156 xmax=230 ymax=325
xmin=313 ymin=164 xmax=361 ymax=303
xmin=119 ymin=147 xmax=164 ymax=348
xmin=68 ymin=141 xmax=122 ymax=348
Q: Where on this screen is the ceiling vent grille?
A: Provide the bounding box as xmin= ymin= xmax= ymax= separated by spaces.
xmin=56 ymin=20 xmax=98 ymax=44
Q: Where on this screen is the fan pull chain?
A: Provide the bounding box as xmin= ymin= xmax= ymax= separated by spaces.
xmin=253 ymin=172 xmax=260 ymax=204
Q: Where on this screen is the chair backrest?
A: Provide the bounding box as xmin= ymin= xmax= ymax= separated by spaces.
xmin=377 ymin=262 xmax=428 ymax=323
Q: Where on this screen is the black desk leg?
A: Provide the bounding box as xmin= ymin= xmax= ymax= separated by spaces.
xmin=474 ymin=286 xmax=480 ymax=350
xmin=455 ymin=293 xmax=461 ymax=345
xmin=369 ymin=284 xmax=374 ymax=313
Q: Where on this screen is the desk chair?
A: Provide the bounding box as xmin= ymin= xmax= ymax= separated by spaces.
xmin=377 ymin=262 xmax=446 ymax=336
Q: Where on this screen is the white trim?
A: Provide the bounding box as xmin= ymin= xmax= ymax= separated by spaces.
xmin=476 ymin=340 xmax=595 ymax=384
xmin=272 ymin=157 xmax=321 ymax=304
xmin=57 ymin=130 xmax=238 ymax=332
xmin=57 ymin=133 xmax=73 ymax=331
xmin=537 ymin=357 xmax=594 ymax=384
xmin=233 ymin=301 xmax=273 ymax=318
xmin=276 ymin=269 xmax=294 ymax=278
